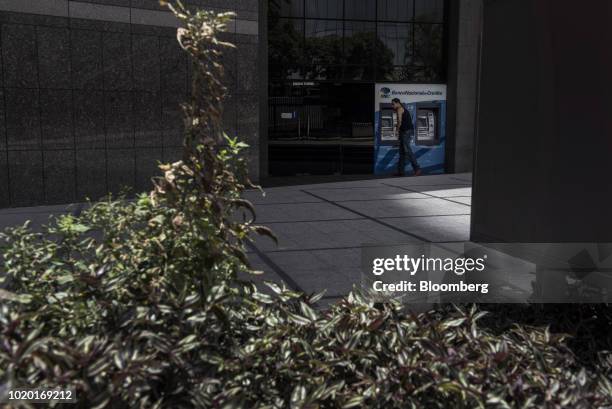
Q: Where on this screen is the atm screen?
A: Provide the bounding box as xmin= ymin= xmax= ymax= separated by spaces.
xmin=381 ymin=115 xmax=393 ymax=128
xmin=415 ymin=108 xmax=439 ymax=145
xmin=380 ymin=105 xmax=398 ymax=141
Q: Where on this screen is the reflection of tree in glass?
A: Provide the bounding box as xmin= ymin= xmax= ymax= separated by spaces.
xmin=268 ymin=1 xmax=303 ymax=78
xmin=304 ymin=34 xmax=343 ymax=79
xmin=375 ymin=23 xmax=413 ymax=81
xmin=345 ymin=32 xmax=394 ymax=80
xmin=268 ymin=0 xmax=442 ymax=82
xmin=409 ymin=24 xmax=444 ymax=82
xmin=303 ymin=32 xmax=394 ymax=80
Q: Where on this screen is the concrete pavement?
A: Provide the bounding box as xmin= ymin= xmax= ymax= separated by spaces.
xmin=242 ymin=173 xmax=473 ymax=302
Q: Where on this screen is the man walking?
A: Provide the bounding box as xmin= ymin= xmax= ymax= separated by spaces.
xmin=392 ymin=98 xmax=421 ymax=176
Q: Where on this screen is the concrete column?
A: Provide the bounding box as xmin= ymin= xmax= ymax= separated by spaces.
xmin=448 ymin=0 xmax=482 ymax=173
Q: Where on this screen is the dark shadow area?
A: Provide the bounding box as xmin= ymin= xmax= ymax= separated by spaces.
xmin=471 ymin=0 xmax=612 ymax=242
xmin=480 ymin=304 xmax=612 ymax=371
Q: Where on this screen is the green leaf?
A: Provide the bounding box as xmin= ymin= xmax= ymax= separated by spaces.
xmin=286 ymin=311 xmax=312 ymax=326
xmin=252 ymin=291 xmax=274 ymax=304
xmin=290 ymin=385 xmax=307 ymax=409
xmin=0 ymin=289 xmax=32 ymax=304
xmin=440 ymin=317 xmax=467 ymax=330
xmin=342 ymin=395 xmax=365 ymax=409
xmin=299 ymin=301 xmax=318 ymax=322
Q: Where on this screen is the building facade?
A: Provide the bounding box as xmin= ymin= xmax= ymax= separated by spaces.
xmin=0 ymin=0 xmax=480 ymax=208
xmin=267 ymin=0 xmax=446 ymax=175
xmin=0 ymin=0 xmax=259 ymax=208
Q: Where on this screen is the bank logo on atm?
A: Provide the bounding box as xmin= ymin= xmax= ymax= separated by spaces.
xmin=380 ymin=87 xmax=391 ymax=98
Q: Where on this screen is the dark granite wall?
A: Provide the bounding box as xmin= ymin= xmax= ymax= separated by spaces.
xmin=0 ymin=1 xmax=259 ymax=208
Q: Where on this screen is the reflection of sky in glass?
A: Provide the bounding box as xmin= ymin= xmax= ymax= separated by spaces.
xmin=305 ymin=19 xmax=342 ymax=38
xmin=415 ymin=0 xmax=444 ymax=22
xmin=377 ymin=0 xmax=414 ymax=21
xmin=276 ymin=0 xmax=444 ymax=23
xmin=344 ymin=21 xmax=375 ymax=35
xmin=276 ymin=0 xmax=304 ymax=18
xmin=344 ymin=21 xmax=375 ymax=42
xmin=344 ymin=0 xmax=376 ymax=20
xmin=306 ymin=0 xmax=343 ymax=19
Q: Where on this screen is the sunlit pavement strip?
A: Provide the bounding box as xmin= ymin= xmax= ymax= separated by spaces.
xmin=0 ymin=173 xmax=473 ymax=303
xmin=242 ymin=173 xmax=473 ymax=301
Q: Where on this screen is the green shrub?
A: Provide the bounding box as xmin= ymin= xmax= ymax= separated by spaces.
xmin=0 ymin=2 xmax=611 ymax=408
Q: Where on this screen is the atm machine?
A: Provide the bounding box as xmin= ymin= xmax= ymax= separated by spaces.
xmin=374 ymin=85 xmax=447 ymax=175
xmin=414 ymin=105 xmax=441 ymax=146
xmin=379 ymin=103 xmax=398 ymax=141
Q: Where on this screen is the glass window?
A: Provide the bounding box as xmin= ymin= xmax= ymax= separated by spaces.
xmin=377 ymin=0 xmax=414 ymax=22
xmin=344 ymin=21 xmax=375 ymax=62
xmin=413 ymin=23 xmax=444 ymax=81
xmin=376 ymin=65 xmax=408 ymax=82
xmin=304 ymin=65 xmax=344 ymax=80
xmin=305 ymin=0 xmax=343 ymax=19
xmin=269 ymin=0 xmax=447 ymax=85
xmin=344 ymin=65 xmax=374 ymax=81
xmin=269 ymin=18 xmax=304 ymax=79
xmin=270 ymin=0 xmax=304 ymax=18
xmin=415 ymin=0 xmax=444 ymax=22
xmin=305 ymin=19 xmax=343 ymax=64
xmin=377 ymin=23 xmax=413 ymax=66
xmin=305 ymin=19 xmax=343 ymax=39
xmin=344 ymin=0 xmax=376 ymax=20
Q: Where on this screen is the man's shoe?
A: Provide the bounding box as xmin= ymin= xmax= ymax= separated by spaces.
xmin=414 ymin=169 xmax=422 ymax=176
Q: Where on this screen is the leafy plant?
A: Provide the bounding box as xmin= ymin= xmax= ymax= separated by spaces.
xmin=0 ymin=2 xmax=610 ymax=409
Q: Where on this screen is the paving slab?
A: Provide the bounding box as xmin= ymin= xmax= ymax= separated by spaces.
xmin=447 ymin=196 xmax=472 ymax=205
xmin=243 ymin=189 xmax=323 ymax=205
xmin=305 ymin=186 xmax=428 ymax=202
xmin=336 ymin=197 xmax=469 ymax=219
xmin=251 ymin=219 xmax=421 ymax=252
xmin=252 ymin=202 xmax=363 ymax=223
xmin=389 ymin=215 xmax=472 ymax=242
